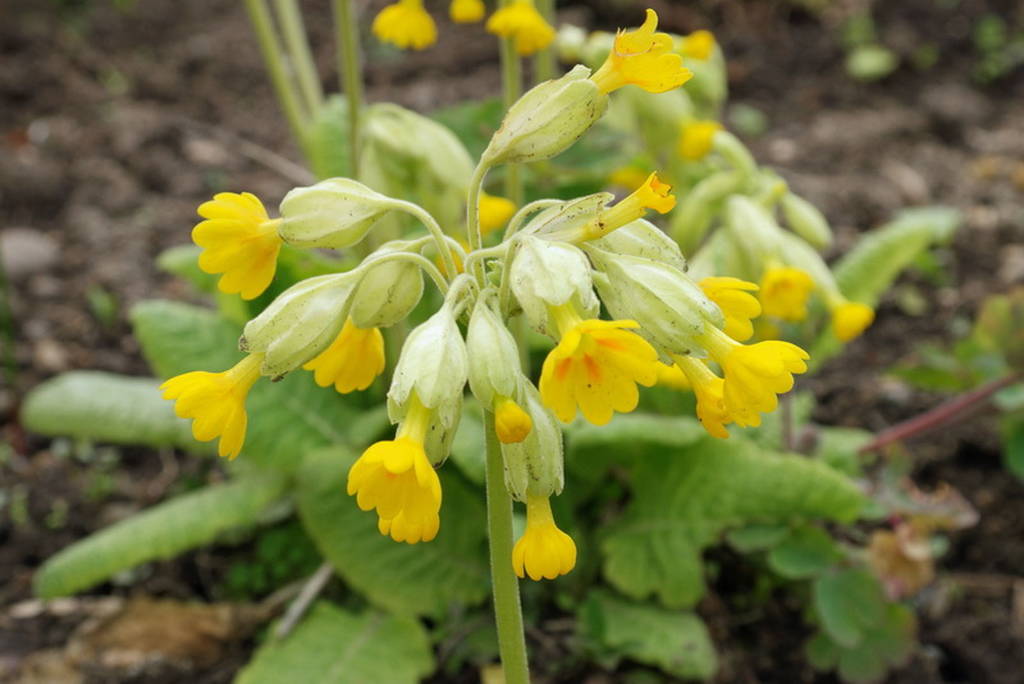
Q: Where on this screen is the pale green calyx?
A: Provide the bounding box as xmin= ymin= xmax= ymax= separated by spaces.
xmin=500 ymin=383 xmax=564 ymax=501
xmin=349 ymin=241 xmax=425 ymax=329
xmin=278 ymin=177 xmax=395 ymax=249
xmin=524 ymin=192 xmax=612 ymax=242
xmin=466 ymin=294 xmax=523 ymax=408
xmin=509 ymin=235 xmax=598 ymax=336
xmin=591 ymin=218 xmax=688 ymax=272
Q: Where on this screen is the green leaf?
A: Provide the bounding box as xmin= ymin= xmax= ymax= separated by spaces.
xmin=307 ymin=95 xmax=351 ymax=180
xmin=725 ymin=524 xmax=791 ymax=553
xmin=21 ymin=371 xmax=203 ymax=452
xmin=156 ymin=244 xmax=217 ymax=293
xmin=237 ymin=602 xmax=433 ymax=684
xmin=567 ymin=414 xmax=706 ymax=483
xmin=815 ymin=426 xmax=873 ymax=477
xmin=448 ymin=402 xmax=485 ymax=485
xmin=581 ymin=590 xmax=717 ymax=680
xmin=805 ymin=631 xmax=840 ymax=671
xmin=812 ymin=568 xmax=887 ymax=647
xmin=833 ymin=207 xmax=960 ymax=306
xmin=296 ymin=446 xmax=489 ymax=618
xmin=602 ymin=437 xmax=864 ymax=608
xmin=34 ymin=475 xmax=287 ymax=597
xmin=767 ymin=525 xmax=840 ymax=579
xmin=836 ymin=603 xmax=916 ymax=683
xmin=131 ymin=300 xmax=361 ymax=471
xmin=1002 ymin=416 xmax=1024 ymax=480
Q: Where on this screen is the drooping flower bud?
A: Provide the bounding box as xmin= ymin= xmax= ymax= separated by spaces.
xmin=509 ymin=235 xmax=598 ymax=336
xmin=500 ymin=383 xmax=564 ymax=501
xmin=240 ymin=272 xmax=360 ymax=378
xmin=524 ymin=193 xmax=612 ymax=241
xmin=780 ymin=192 xmax=833 ymax=249
xmin=278 ymin=178 xmax=396 ymax=249
xmin=724 ymin=195 xmax=786 ymax=269
xmin=466 ymin=296 xmax=523 ymax=408
xmin=481 ymin=65 xmax=608 ymax=166
xmin=591 ymin=218 xmax=687 ymax=272
xmin=349 ymin=241 xmax=425 ymax=329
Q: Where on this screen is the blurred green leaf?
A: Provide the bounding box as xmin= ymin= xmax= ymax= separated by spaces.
xmin=809 ymin=603 xmax=916 ymax=683
xmin=725 ymin=524 xmax=791 ymax=553
xmin=767 ymin=526 xmax=840 ymax=579
xmin=846 ymin=45 xmax=899 ymax=82
xmin=237 ymin=602 xmax=433 ymax=684
xmin=307 ymin=95 xmax=351 ymax=180
xmin=157 ymin=244 xmax=217 ymax=294
xmin=1002 ymin=416 xmax=1024 ymax=481
xmin=812 ymin=568 xmax=886 ymax=648
xmin=814 ymin=426 xmax=873 ymax=477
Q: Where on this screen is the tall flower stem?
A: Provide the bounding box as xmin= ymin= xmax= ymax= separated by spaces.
xmin=332 ymin=0 xmax=365 ymax=179
xmin=497 ymin=5 xmax=524 ymax=207
xmin=273 ymin=0 xmax=323 ymax=117
xmin=484 ymin=414 xmax=530 ymax=684
xmin=534 ymin=0 xmax=556 ymax=82
xmin=244 ymin=0 xmax=314 ymax=162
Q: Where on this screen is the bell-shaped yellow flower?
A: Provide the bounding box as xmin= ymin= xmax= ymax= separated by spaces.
xmin=347 ymin=395 xmax=442 ymax=544
xmin=539 ymin=304 xmax=660 ymax=425
xmin=591 ymin=9 xmax=693 ymax=94
xmin=512 ymin=495 xmax=577 ymax=581
xmin=679 ymin=29 xmax=716 ymax=60
xmin=373 ymin=0 xmax=437 ymax=50
xmin=494 ymin=396 xmax=533 ymax=444
xmin=831 ymin=300 xmax=875 ymax=342
xmin=699 ymin=276 xmax=761 ymax=341
xmin=303 ymin=317 xmax=385 ymax=394
xmin=582 ymin=172 xmax=676 ymax=241
xmin=654 ymin=361 xmax=690 ymax=390
xmin=486 ymin=0 xmax=555 ymax=56
xmin=450 ymin=0 xmax=484 ymax=23
xmin=479 ymin=192 xmax=517 ymax=237
xmin=759 ymin=265 xmax=815 ymax=322
xmin=160 ymin=353 xmax=264 ymax=459
xmin=678 ymin=120 xmax=723 ymax=161
xmin=193 ymin=192 xmax=281 ymax=301
xmin=674 ymin=355 xmax=731 ymax=439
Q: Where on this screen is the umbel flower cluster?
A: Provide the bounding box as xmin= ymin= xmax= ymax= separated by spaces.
xmin=163 ymin=10 xmax=820 ymax=581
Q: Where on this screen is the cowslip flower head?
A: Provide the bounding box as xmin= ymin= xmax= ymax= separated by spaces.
xmin=831 ymin=300 xmax=875 ymax=342
xmin=450 ymin=0 xmax=484 ymax=23
xmin=486 ymin=0 xmax=555 ymax=56
xmin=679 ymin=29 xmax=716 ymax=60
xmin=160 ymin=353 xmax=264 ymax=459
xmin=303 ymin=317 xmax=385 ymax=394
xmin=495 ymin=396 xmax=533 ymax=444
xmin=580 ymin=172 xmax=676 ymax=241
xmin=700 ymin=276 xmax=761 ymax=341
xmin=347 ymin=394 xmax=442 ymax=544
xmin=372 ymin=0 xmax=437 ymax=50
xmin=673 ymin=355 xmax=731 ymax=439
xmin=759 ymin=265 xmax=815 ymax=322
xmin=590 ymin=9 xmax=693 ymax=94
xmin=479 ymin=192 xmax=517 ymax=236
xmin=678 ymin=120 xmax=723 ymax=161
xmin=513 ymin=495 xmax=577 ymax=581
xmin=193 ymin=192 xmax=281 ymax=301
xmin=700 ymin=326 xmax=809 ymax=423
xmin=539 ymin=303 xmax=660 ymax=425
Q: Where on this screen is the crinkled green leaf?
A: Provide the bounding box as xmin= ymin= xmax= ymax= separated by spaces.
xmin=602 ymin=437 xmax=864 ymax=608
xmin=237 ymin=602 xmax=432 ymax=684
xmin=296 ymin=446 xmax=489 ymax=618
xmin=814 ymin=426 xmax=873 ymax=477
xmin=34 ymin=475 xmax=287 ymax=598
xmin=767 ymin=525 xmax=840 ymax=579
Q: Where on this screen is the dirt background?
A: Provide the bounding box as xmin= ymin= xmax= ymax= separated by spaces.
xmin=1 ymin=0 xmax=1023 ymax=682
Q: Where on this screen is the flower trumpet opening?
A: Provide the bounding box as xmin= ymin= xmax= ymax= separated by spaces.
xmin=512 ymin=495 xmax=577 ymax=581
xmin=347 ymin=394 xmax=442 ymax=544
xmin=485 ymin=0 xmax=555 ymax=56
xmin=673 ymin=355 xmax=732 ymax=439
xmin=373 ymin=0 xmax=437 ymax=50
xmin=590 ymin=9 xmax=694 ymax=94
xmin=581 ymin=172 xmax=676 ymax=241
xmin=699 ymin=276 xmax=761 ymax=342
xmin=539 ymin=303 xmax=660 ymax=425
xmin=303 ymin=317 xmax=386 ymax=394
xmin=678 ymin=120 xmax=723 ymax=161
xmin=759 ymin=265 xmax=815 ymax=322
xmin=193 ymin=192 xmax=281 ymax=301
xmin=830 ymin=299 xmax=875 ymax=342
xmin=160 ymin=353 xmax=264 ymax=459
xmin=449 ymin=0 xmax=484 ymax=23
xmin=494 ymin=396 xmax=533 ymax=444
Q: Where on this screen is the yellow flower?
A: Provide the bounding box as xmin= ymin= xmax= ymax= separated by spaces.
xmin=678 ymin=120 xmax=723 ymax=161
xmin=700 ymin=326 xmax=809 ymax=424
xmin=831 ymin=300 xmax=875 ymax=342
xmin=479 ymin=192 xmax=517 ymax=237
xmin=494 ymin=396 xmax=533 ymax=444
xmin=160 ymin=353 xmax=264 ymax=459
xmin=581 ymin=172 xmax=676 ymax=240
xmin=372 ymin=0 xmax=437 ymax=50
xmin=486 ymin=0 xmax=555 ymax=56
xmin=539 ymin=304 xmax=660 ymax=425
xmin=193 ymin=192 xmax=281 ymax=301
xmin=303 ymin=317 xmax=385 ymax=394
xmin=655 ymin=361 xmax=690 ymax=390
xmin=450 ymin=0 xmax=484 ymax=23
xmin=608 ymin=165 xmax=651 ymax=191
xmin=513 ymin=495 xmax=576 ymax=581
xmin=673 ymin=355 xmax=731 ymax=439
xmin=699 ymin=277 xmax=761 ymax=341
xmin=679 ymin=29 xmax=716 ymax=60
xmin=347 ymin=395 xmax=442 ymax=544
xmin=591 ymin=9 xmax=693 ymax=94
xmin=758 ymin=265 xmax=815 ymax=322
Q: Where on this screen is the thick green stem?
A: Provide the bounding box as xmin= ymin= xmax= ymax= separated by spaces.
xmin=273 ymin=0 xmax=323 ymax=116
xmin=332 ymin=0 xmax=365 ymax=179
xmin=533 ymin=0 xmax=556 ymax=83
xmin=244 ymin=0 xmax=313 ymax=161
xmin=484 ymin=414 xmax=530 ymax=684
xmin=498 ymin=13 xmax=524 ymax=207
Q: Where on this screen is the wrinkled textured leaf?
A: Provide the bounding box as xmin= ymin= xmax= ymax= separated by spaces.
xmin=296 ymin=446 xmax=489 ymax=618
xmin=35 ymin=475 xmax=287 ymax=598
xmin=237 ymin=602 xmax=432 ymax=684
xmin=602 ymin=437 xmax=864 ymax=608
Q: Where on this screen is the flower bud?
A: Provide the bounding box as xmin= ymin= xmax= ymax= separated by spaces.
xmin=509 ymin=235 xmax=598 ymax=336
xmin=495 ymin=397 xmax=532 ymax=444
xmin=482 ymin=65 xmax=608 ymax=166
xmin=587 ymin=248 xmax=722 ymax=356
xmin=240 ymin=272 xmax=360 ymax=378
xmin=501 ymin=383 xmax=564 ymax=501
xmin=278 ymin=178 xmax=396 ymax=249
xmin=524 ymin=192 xmax=612 ymax=240
xmin=466 ymin=296 xmax=523 ymax=407
xmin=349 ymin=241 xmax=425 ymax=329
xmin=724 ymin=195 xmax=786 ymax=269
xmin=591 ymin=218 xmax=687 ymax=272
xmin=780 ymin=192 xmax=833 ymax=249
xmin=669 ymin=170 xmax=745 ymax=254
